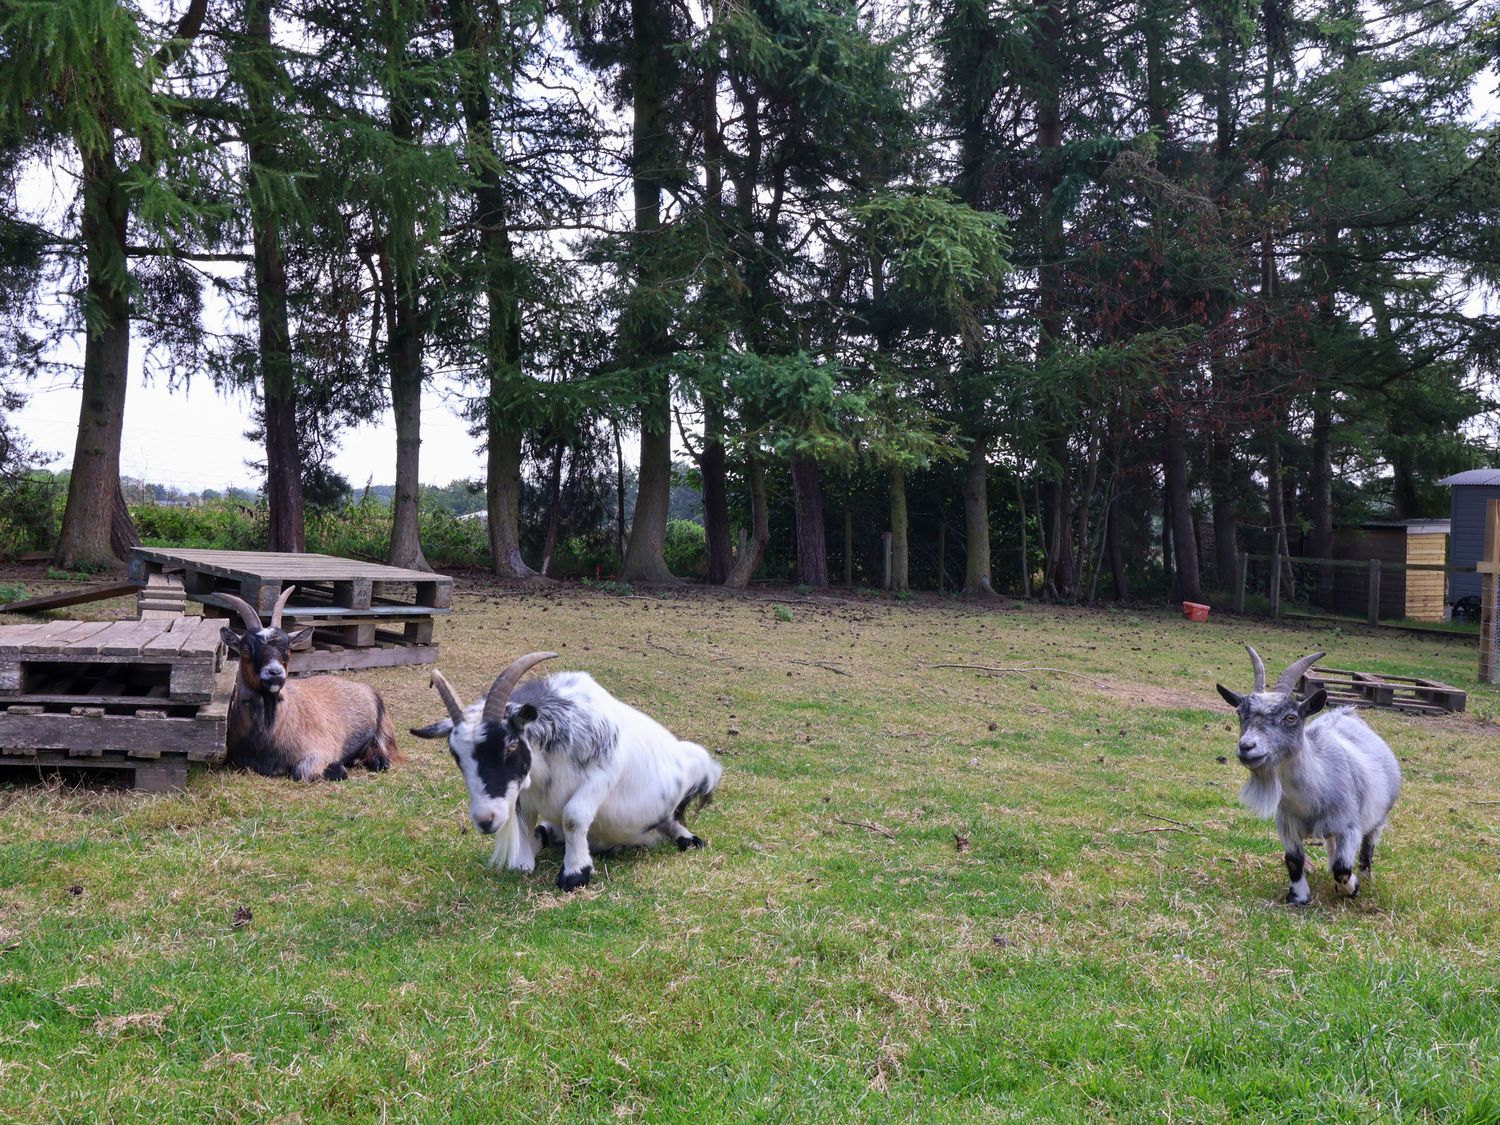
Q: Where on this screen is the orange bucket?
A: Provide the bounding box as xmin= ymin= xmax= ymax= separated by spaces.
xmin=1182 ymin=601 xmax=1210 ymax=622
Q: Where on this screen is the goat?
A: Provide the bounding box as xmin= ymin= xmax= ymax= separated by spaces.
xmin=218 ymin=588 xmax=398 ymax=781
xmin=1216 ymin=647 xmax=1401 ymax=905
xmin=411 ymin=652 xmax=722 ymax=891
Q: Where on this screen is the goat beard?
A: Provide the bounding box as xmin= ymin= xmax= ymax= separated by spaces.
xmin=1238 ymin=767 xmax=1282 ymax=819
xmin=485 ymin=787 xmax=526 ymax=870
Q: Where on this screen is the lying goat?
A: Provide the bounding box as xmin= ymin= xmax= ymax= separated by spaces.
xmin=1217 ymin=647 xmax=1401 ymax=904
xmin=412 ymin=652 xmax=722 ymax=890
xmin=219 ymin=588 xmax=398 ymax=781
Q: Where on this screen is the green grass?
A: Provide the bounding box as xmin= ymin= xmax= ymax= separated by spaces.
xmin=2 ymin=589 xmax=1498 ymax=1122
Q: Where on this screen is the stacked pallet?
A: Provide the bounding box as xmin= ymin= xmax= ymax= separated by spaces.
xmin=0 ymin=617 xmax=231 ymax=792
xmin=130 ymin=549 xmax=450 ymax=674
xmin=1299 ymin=667 xmax=1466 ymax=715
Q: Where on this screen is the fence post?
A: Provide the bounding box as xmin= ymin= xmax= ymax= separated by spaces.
xmin=844 ymin=508 xmax=853 ymax=587
xmin=882 ymin=532 xmax=892 ymax=591
xmin=1366 ymin=558 xmax=1381 ymax=627
xmin=1269 ymin=551 xmax=1282 ymax=619
xmin=1234 ymin=553 xmax=1248 ymax=614
xmin=937 ymin=524 xmax=945 ymax=593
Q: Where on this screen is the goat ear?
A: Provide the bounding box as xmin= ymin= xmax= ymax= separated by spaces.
xmin=220 ymin=627 xmax=243 ymax=655
xmin=509 ymin=702 xmax=539 ymax=729
xmin=1215 ymin=683 xmax=1242 ymax=708
xmin=286 ymin=626 xmax=314 ymax=650
xmin=410 ymin=719 xmax=454 ymax=739
xmin=1299 ymin=688 xmax=1328 ymax=718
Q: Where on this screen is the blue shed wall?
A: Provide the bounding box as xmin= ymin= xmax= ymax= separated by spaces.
xmin=1448 ymin=486 xmax=1500 ymax=601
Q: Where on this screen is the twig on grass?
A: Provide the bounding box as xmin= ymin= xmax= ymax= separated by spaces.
xmin=787 ymin=658 xmax=850 ymax=676
xmin=835 ymin=817 xmax=896 ymax=839
xmin=1140 ymin=812 xmax=1197 ymax=830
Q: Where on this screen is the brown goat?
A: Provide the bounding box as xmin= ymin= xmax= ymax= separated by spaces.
xmin=218 ymin=588 xmax=398 ymax=781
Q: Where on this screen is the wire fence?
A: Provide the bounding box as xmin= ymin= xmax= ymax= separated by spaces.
xmin=1234 ymin=552 xmax=1480 ymax=635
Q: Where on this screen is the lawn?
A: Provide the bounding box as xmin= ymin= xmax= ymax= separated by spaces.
xmin=2 ymin=581 xmax=1497 ymax=1123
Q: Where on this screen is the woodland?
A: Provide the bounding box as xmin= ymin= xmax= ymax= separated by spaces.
xmin=1 ymin=0 xmax=1498 ymax=598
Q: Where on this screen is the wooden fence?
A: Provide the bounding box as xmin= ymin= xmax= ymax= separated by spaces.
xmin=1234 ymin=553 xmax=1476 ymax=626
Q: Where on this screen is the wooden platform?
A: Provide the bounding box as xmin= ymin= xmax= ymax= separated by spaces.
xmin=0 ymin=616 xmax=231 ymax=791
xmin=1299 ymin=667 xmax=1467 ymax=715
xmin=129 ymin=548 xmax=450 ymax=673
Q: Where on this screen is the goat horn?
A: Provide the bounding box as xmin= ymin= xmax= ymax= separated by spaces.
xmin=1245 ymin=644 xmax=1266 ymax=693
xmin=1276 ymin=651 xmax=1326 ymax=694
xmin=217 ymin=593 xmax=263 ymax=632
xmin=483 ymin=651 xmax=559 ymax=726
xmin=270 ymin=585 xmax=296 ymax=630
xmin=429 ymin=667 xmax=466 ymax=725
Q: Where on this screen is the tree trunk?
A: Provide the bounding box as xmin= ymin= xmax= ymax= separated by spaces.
xmin=55 ymin=150 xmax=133 ymax=570
xmin=890 ymin=465 xmax=909 ymax=592
xmin=540 ymin=442 xmax=567 ymax=575
xmin=1164 ymin=413 xmax=1201 ymax=603
xmin=242 ymin=0 xmax=304 ymax=553
xmin=619 ymin=0 xmax=677 ymax=584
xmin=111 ymin=482 xmax=141 ymax=559
xmin=1209 ymin=435 xmax=1238 ymax=590
xmin=451 ymin=0 xmax=535 ymax=579
xmin=387 ymin=264 xmax=429 ymax=571
xmin=790 ymin=455 xmax=829 ymax=588
xmin=962 ymin=439 xmax=994 ymax=595
xmin=1106 ymin=490 xmax=1128 ymax=600
xmin=487 ymin=425 xmax=530 ymax=577
xmin=615 ymin=421 xmax=627 ymax=566
xmin=701 ymin=400 xmax=731 ymax=584
xmin=725 ymin=453 xmax=769 ymax=589
xmin=1016 ymin=476 xmax=1029 ymax=597
xmin=1308 ymin=399 xmax=1334 ymax=560
xmin=1265 ymin=426 xmax=1296 ymax=598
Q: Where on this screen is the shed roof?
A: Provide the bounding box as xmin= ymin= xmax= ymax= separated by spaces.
xmin=1360 ymin=519 xmax=1451 ymax=533
xmin=1439 ymin=470 xmax=1500 ymax=486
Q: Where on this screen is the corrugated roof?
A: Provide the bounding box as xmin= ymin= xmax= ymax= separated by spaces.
xmin=1439 ymin=470 xmax=1500 ymax=486
xmin=1360 ymin=519 xmax=1451 ymax=532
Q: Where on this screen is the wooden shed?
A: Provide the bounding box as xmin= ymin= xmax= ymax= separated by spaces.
xmin=1440 ymin=469 xmax=1500 ymax=605
xmin=1330 ymin=519 xmax=1449 ymax=622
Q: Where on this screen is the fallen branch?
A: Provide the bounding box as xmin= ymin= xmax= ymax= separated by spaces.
xmin=835 ymin=817 xmax=896 ymax=839
xmin=1140 ymin=812 xmax=1197 ymax=830
xmin=924 ymin=662 xmax=1106 ymax=688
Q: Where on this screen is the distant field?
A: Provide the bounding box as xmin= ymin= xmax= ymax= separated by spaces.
xmin=2 ymin=580 xmax=1497 ymax=1122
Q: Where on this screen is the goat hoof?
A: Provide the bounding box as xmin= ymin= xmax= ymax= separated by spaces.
xmin=676 ymin=835 xmax=705 ymax=851
xmin=535 ymin=824 xmax=560 ymax=849
xmin=1283 ymin=891 xmax=1311 ymax=906
xmin=1335 ymin=878 xmax=1360 ymax=898
xmin=557 ymin=866 xmax=592 ymax=892
xmin=321 ymin=763 xmax=349 ymax=781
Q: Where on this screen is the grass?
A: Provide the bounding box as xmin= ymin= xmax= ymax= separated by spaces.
xmin=2 ymin=585 xmax=1498 ymax=1122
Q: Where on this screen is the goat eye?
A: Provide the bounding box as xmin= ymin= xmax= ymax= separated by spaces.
xmin=1283 ymin=713 xmax=1299 ymax=725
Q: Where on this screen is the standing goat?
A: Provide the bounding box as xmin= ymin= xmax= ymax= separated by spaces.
xmin=1216 ymin=647 xmax=1401 ymax=905
xmin=412 ymin=652 xmax=722 ymax=891
xmin=219 ymin=588 xmax=398 ymax=781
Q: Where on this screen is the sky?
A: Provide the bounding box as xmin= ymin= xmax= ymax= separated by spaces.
xmin=13 ymin=368 xmax=492 ymax=492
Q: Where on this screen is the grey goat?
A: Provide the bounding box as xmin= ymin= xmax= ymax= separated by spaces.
xmin=1216 ymin=647 xmax=1402 ymax=905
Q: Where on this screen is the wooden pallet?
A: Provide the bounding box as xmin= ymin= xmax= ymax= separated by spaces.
xmin=129 ymin=548 xmax=448 ymax=671
xmin=1299 ymin=667 xmax=1467 ymax=715
xmin=0 ymin=617 xmax=231 ymax=791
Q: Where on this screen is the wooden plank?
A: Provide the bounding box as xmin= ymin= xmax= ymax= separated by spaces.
xmin=292 ymin=643 xmax=439 ymax=674
xmin=0 ymin=581 xmax=139 ymax=615
xmin=0 ymin=754 xmax=191 ymax=792
xmin=0 ymin=709 xmax=226 ymax=757
xmin=26 ymin=620 xmax=116 ymax=654
xmin=0 ymin=621 xmax=82 ymax=655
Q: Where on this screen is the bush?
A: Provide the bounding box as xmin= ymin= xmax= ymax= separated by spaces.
xmin=0 ymin=473 xmax=60 ymax=557
xmin=663 ymin=519 xmax=708 ymax=579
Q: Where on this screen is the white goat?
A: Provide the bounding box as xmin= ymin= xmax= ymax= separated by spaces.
xmin=412 ymin=652 xmax=723 ymax=891
xmin=1216 ymin=647 xmax=1402 ymax=905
